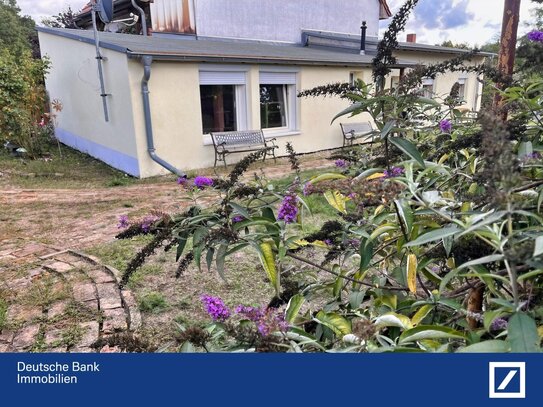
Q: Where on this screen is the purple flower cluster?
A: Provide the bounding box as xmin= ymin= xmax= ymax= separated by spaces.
xmin=527 ymin=30 xmax=543 ymax=42
xmin=177 ymin=176 xmax=187 ymax=185
xmin=490 ymin=317 xmax=508 ymax=331
xmin=335 ymin=159 xmax=348 ymax=169
xmin=523 ymin=152 xmax=542 ymax=161
xmin=236 ymin=305 xmax=288 ymax=336
xmin=303 ymin=182 xmax=314 ymax=196
xmin=232 ymin=215 xmax=245 ymax=223
xmin=439 ymin=119 xmax=452 ymax=133
xmin=141 ymin=215 xmax=160 ymax=233
xmin=117 ymin=215 xmax=129 ymax=229
xmin=278 ymin=193 xmax=299 ymax=224
xmin=194 ymin=176 xmax=214 ymax=189
xmin=384 ymin=167 xmax=405 ymax=179
xmin=201 ymin=295 xmax=231 ymax=321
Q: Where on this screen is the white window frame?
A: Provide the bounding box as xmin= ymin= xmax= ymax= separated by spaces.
xmin=199 ymin=65 xmax=249 ymax=145
xmin=457 ymin=76 xmax=468 ymax=101
xmin=259 ymin=69 xmax=299 ymax=138
xmin=421 ymin=77 xmax=435 ymax=98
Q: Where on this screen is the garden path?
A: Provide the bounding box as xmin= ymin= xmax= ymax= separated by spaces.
xmin=0 ymin=155 xmax=332 ymax=352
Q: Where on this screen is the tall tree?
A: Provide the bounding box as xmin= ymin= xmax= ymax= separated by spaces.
xmin=42 ymin=6 xmax=81 ymax=29
xmin=0 ymin=0 xmax=39 ymax=57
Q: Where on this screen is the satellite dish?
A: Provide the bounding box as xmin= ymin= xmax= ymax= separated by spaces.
xmin=97 ymin=0 xmax=115 ymax=24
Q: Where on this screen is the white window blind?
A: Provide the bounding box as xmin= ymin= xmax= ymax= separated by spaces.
xmin=422 ymin=77 xmax=434 ymax=86
xmin=260 ymin=72 xmax=297 ymax=85
xmin=199 ymin=71 xmax=246 ymax=85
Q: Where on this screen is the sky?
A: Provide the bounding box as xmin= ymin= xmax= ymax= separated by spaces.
xmin=15 ymin=0 xmax=541 ymax=47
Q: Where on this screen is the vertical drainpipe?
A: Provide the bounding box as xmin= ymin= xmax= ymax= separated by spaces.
xmin=360 ymin=21 xmax=367 ymax=55
xmin=140 ymin=55 xmax=186 ymax=177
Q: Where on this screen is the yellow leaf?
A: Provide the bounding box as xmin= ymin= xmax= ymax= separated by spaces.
xmin=259 ymin=243 xmax=279 ymax=294
xmin=366 ymin=172 xmax=385 ymax=181
xmin=311 ymin=240 xmax=329 ymax=249
xmin=324 ymin=190 xmax=347 ymax=214
xmin=411 ymin=305 xmax=433 ymax=326
xmin=446 ymin=257 xmax=456 ymax=269
xmin=407 ymin=254 xmax=418 ymax=294
xmin=438 ymin=154 xmax=449 ymax=165
xmin=538 ymin=326 xmax=543 ymax=339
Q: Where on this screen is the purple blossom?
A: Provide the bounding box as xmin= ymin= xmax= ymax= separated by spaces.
xmin=278 ymin=193 xmax=299 ymax=224
xmin=439 ymin=119 xmax=452 ymax=133
xmin=141 ymin=215 xmax=160 ymax=233
xmin=527 ymin=30 xmax=543 ymax=43
xmin=384 ymin=167 xmax=405 ymax=179
xmin=236 ymin=305 xmax=265 ymax=322
xmin=523 ymin=152 xmax=541 ymax=161
xmin=177 ymin=176 xmax=187 ymax=185
xmin=490 ymin=317 xmax=508 ymax=331
xmin=335 ymin=159 xmax=348 ymax=169
xmin=194 ymin=176 xmax=214 ymax=189
xmin=232 ymin=215 xmax=245 ymax=223
xmin=117 ymin=215 xmax=129 ymax=229
xmin=324 ymin=239 xmax=333 ymax=247
xmin=201 ymin=295 xmax=230 ymax=321
xmin=303 ymin=182 xmax=314 ymax=196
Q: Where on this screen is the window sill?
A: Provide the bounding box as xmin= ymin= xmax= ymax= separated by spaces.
xmin=202 ymin=130 xmax=300 ymax=146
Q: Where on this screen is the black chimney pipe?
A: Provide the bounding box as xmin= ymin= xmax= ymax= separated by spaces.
xmin=360 ymin=21 xmax=367 ymax=55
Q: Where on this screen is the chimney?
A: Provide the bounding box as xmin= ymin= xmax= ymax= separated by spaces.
xmin=407 ymin=33 xmax=417 ymax=43
xmin=360 ymin=21 xmax=367 ymax=55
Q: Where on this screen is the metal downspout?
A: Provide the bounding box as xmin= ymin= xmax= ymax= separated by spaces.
xmin=130 ymin=0 xmax=148 ymax=36
xmin=141 ymin=55 xmax=186 ymax=177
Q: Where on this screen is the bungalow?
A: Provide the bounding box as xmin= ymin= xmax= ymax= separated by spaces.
xmin=37 ymin=0 xmax=489 ymax=178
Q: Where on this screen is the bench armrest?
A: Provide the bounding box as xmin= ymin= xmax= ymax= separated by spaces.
xmin=265 ymin=137 xmax=278 ymax=149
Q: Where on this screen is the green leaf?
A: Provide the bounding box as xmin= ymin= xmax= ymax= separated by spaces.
xmin=456 ymin=254 xmax=504 ymax=271
xmin=518 ymin=141 xmax=533 ymax=159
xmin=508 ymin=313 xmax=541 ymax=353
xmin=333 ymin=265 xmax=346 ymax=299
xmin=314 ymin=311 xmax=351 ymax=337
xmin=395 ymin=199 xmax=413 ymax=235
xmin=176 ymin=236 xmax=188 ymax=262
xmin=404 ymin=226 xmax=460 ymax=247
xmin=457 ymin=340 xmax=510 ymax=353
xmin=380 ymin=120 xmax=396 ymax=138
xmin=399 ymin=325 xmax=466 ymax=344
xmin=534 ymin=236 xmax=543 ymax=258
xmin=309 ymin=173 xmax=348 ymax=184
xmin=285 ymin=294 xmax=305 ymax=324
xmin=349 ymin=291 xmax=365 ymax=309
xmin=205 ymin=247 xmax=214 ymax=272
xmin=411 ymin=305 xmax=433 ymax=326
xmin=229 ymin=202 xmax=250 ymax=220
xmin=215 ymin=244 xmax=228 ymax=282
xmin=389 ymin=137 xmax=426 ymax=168
xmin=330 ymin=102 xmax=365 ymax=123
xmin=359 ymin=238 xmax=373 ymax=272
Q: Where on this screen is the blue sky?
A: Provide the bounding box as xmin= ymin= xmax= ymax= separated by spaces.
xmin=17 ymin=0 xmax=539 ymax=46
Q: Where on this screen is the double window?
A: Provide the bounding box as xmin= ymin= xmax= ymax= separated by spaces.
xmin=198 ymin=68 xmax=298 ymax=136
xmin=199 ymin=70 xmax=247 ymax=134
xmin=421 ymin=78 xmax=435 ymax=98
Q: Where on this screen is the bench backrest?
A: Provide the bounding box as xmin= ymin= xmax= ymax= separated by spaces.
xmin=340 ymin=122 xmax=374 ymax=136
xmin=211 ymin=130 xmax=266 ymax=148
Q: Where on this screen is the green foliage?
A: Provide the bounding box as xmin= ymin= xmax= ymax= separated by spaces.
xmin=138 ymin=292 xmax=169 ymax=313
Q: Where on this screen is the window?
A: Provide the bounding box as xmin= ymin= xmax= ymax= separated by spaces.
xmin=421 ymin=77 xmax=434 ymax=98
xmin=259 ymin=71 xmax=298 ymax=132
xmin=199 ymin=70 xmax=247 ymax=134
xmin=457 ymin=77 xmax=467 ymax=101
xmin=349 ymin=72 xmax=355 ymax=86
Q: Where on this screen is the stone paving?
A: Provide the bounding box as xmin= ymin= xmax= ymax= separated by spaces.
xmin=0 ymin=154 xmax=333 ymax=352
xmin=0 ymin=249 xmax=140 ymax=353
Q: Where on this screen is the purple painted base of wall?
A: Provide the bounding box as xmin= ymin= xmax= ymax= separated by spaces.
xmin=55 ymin=128 xmax=141 ymax=177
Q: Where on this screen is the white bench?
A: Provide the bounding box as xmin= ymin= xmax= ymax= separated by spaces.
xmin=340 ymin=122 xmax=375 ymax=147
xmin=210 ymin=130 xmax=278 ymax=168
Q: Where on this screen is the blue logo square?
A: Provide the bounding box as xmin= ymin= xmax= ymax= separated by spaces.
xmin=494 ymin=367 xmax=521 ymax=393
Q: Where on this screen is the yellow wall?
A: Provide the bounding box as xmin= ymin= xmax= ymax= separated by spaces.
xmin=394 ymin=51 xmax=486 ymax=111
xmin=129 ymin=61 xmax=373 ymax=177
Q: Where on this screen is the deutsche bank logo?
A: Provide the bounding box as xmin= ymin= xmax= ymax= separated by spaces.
xmin=489 ymin=362 xmax=526 ymax=399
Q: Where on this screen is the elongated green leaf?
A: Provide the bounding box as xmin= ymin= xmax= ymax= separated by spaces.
xmin=399 ymin=325 xmax=466 ymax=344
xmin=404 ymin=226 xmax=460 ymax=247
xmin=205 ymin=247 xmax=214 ymax=272
xmin=314 ymin=311 xmax=351 ymax=337
xmin=456 ymin=254 xmax=504 ymax=271
xmin=359 ymin=238 xmax=373 ymax=272
xmin=285 ymin=294 xmax=305 ymax=324
xmin=534 ymin=236 xmax=543 ymax=258
xmin=457 ymin=340 xmax=510 ymax=353
xmin=395 ymin=199 xmax=413 ymax=235
xmin=309 ymin=173 xmax=347 ymax=184
xmin=389 ymin=137 xmax=426 ymax=168
xmin=333 ymin=265 xmax=346 ymax=298
xmin=411 ymin=305 xmax=433 ymax=326
xmin=229 ymin=202 xmax=250 ymax=220
xmin=380 ymin=120 xmax=396 ymax=138
xmin=518 ymin=269 xmax=543 ymax=282
xmin=215 ymin=244 xmax=228 ymax=282
xmin=330 ymin=102 xmax=365 ymax=123
xmin=508 ymin=313 xmax=541 ymax=353
xmin=176 ymin=236 xmax=188 ymax=262
xmin=518 ymin=141 xmax=533 ymax=159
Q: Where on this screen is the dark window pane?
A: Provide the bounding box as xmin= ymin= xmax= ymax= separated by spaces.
xmin=260 ymin=84 xmax=287 ymax=129
xmin=200 ymin=85 xmax=237 ymax=134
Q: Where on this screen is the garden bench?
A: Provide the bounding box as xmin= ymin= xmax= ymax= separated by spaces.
xmin=340 ymin=122 xmax=375 ymax=147
xmin=210 ymin=130 xmax=278 ymax=168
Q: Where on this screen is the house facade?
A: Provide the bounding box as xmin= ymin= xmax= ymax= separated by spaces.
xmin=38 ymin=0 xmax=487 ymax=178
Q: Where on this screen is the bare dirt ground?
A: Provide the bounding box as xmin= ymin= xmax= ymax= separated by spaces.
xmin=0 ymin=154 xmax=333 ymax=352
